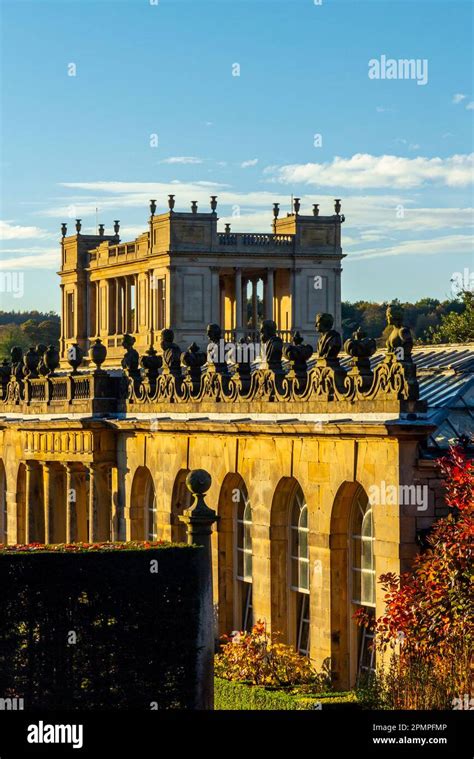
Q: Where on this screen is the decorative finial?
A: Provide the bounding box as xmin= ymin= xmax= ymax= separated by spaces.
xmin=113 ymin=220 xmax=120 ymax=236
xmin=293 ymin=197 xmax=300 ymax=215
xmin=191 ymin=200 xmax=198 ymax=213
xmin=98 ymin=224 xmax=104 ymax=237
xmin=75 ymin=219 xmax=82 ymax=233
xmin=273 ymin=202 xmax=280 ymax=220
xmin=150 ymin=199 xmax=157 ymax=216
xmin=210 ymin=195 xmax=218 ymax=213
xmin=61 ymin=223 xmax=67 ymax=237
xmin=312 ymin=204 xmax=319 ymax=216
xmin=334 ymin=198 xmax=342 ymax=215
xmin=168 ymin=194 xmax=175 ymax=211
xmin=224 ymin=223 xmax=231 ymax=234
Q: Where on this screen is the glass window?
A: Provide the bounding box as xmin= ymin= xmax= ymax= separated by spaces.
xmin=351 ymin=490 xmax=376 ymax=683
xmin=290 ymin=491 xmax=309 ymax=593
xmin=236 ymin=490 xmax=253 ymax=631
xmin=237 ymin=497 xmax=252 ymax=582
xmin=146 ymin=479 xmax=157 ymax=541
xmin=289 ymin=485 xmax=310 ymax=656
xmin=351 ymin=495 xmax=375 ymax=607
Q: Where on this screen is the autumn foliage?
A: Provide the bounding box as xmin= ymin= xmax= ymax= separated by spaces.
xmin=215 ymin=621 xmax=324 ymax=689
xmin=356 ymin=446 xmax=473 ymax=708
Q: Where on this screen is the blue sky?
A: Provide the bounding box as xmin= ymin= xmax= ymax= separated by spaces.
xmin=0 ymin=0 xmax=473 ymax=312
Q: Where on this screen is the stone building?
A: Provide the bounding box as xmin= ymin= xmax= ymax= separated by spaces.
xmin=59 ymin=197 xmax=344 ymax=367
xmin=0 ymin=199 xmax=472 ymax=691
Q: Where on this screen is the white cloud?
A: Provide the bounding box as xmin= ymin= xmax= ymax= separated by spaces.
xmin=376 ymin=106 xmax=396 ymax=113
xmin=0 ymin=220 xmax=51 ymax=240
xmin=0 ymin=248 xmax=59 ymax=269
xmin=241 ymin=158 xmax=259 ymax=168
xmin=266 ymin=153 xmax=474 ymax=189
xmin=452 ymin=93 xmax=467 ymax=104
xmin=159 ymin=156 xmax=203 ymax=165
xmin=466 ymin=101 xmax=474 ymax=111
xmin=350 ymin=234 xmax=473 ymax=261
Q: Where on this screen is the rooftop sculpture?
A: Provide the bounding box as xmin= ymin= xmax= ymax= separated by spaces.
xmin=0 ymin=305 xmax=423 ymax=415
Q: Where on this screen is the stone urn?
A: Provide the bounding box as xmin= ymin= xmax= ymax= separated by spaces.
xmin=140 ymin=346 xmax=162 ymax=380
xmin=67 ymin=343 xmax=84 ymax=373
xmin=90 ymin=338 xmax=107 ymax=370
xmin=43 ymin=345 xmax=60 ymax=375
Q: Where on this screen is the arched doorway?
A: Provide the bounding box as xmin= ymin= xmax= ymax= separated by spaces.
xmin=130 ymin=467 xmax=157 ymax=540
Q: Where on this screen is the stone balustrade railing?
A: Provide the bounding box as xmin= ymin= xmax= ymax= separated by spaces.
xmin=0 ymin=306 xmax=425 ymax=416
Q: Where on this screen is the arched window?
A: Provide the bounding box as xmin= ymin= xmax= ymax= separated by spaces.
xmin=290 ymin=486 xmax=310 ymax=656
xmin=146 ymin=477 xmax=157 ymax=541
xmin=351 ymin=490 xmax=376 ymax=681
xmin=236 ymin=490 xmax=253 ymax=631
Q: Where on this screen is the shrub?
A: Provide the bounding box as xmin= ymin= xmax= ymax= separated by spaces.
xmin=215 ymin=620 xmax=328 ymax=690
xmin=355 ymin=446 xmax=473 ymax=709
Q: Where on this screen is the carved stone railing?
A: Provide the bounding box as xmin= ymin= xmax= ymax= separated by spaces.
xmin=0 ymin=308 xmax=426 ymax=417
xmin=0 ymin=372 xmax=119 ymax=415
xmin=120 ymin=355 xmax=423 ymax=415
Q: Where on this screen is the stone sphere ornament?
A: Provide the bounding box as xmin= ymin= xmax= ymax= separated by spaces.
xmin=186 ymin=469 xmax=211 ymax=496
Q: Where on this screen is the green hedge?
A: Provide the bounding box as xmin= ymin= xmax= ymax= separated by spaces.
xmin=214 ymin=677 xmax=360 ymax=711
xmin=0 ymin=543 xmax=205 ymax=710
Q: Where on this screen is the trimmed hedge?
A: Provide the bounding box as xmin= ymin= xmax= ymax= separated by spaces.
xmin=214 ymin=677 xmax=361 ymax=711
xmin=0 ymin=543 xmax=205 ymax=710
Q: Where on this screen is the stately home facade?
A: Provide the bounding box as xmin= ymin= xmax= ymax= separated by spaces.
xmin=0 ymin=198 xmax=472 ymax=690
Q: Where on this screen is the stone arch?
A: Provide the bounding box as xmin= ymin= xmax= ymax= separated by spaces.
xmin=216 ymin=473 xmax=252 ymax=635
xmin=270 ymin=476 xmax=306 ymax=644
xmin=129 ymin=466 xmax=156 ymax=540
xmin=170 ymin=469 xmax=191 ymax=543
xmin=330 ymin=480 xmax=370 ymax=690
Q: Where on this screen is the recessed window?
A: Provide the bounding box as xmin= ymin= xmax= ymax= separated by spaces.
xmin=351 ymin=491 xmax=376 ymax=682
xmin=290 ymin=486 xmax=310 ymax=656
xmin=236 ymin=491 xmax=253 ymax=631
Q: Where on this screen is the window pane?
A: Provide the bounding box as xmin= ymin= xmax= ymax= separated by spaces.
xmin=299 ymin=559 xmax=309 ymax=591
xmin=299 ymin=528 xmax=308 ymax=559
xmin=243 ymin=551 xmax=252 ymax=581
xmin=361 ymin=537 xmax=373 ymax=571
xmin=361 ymin=570 xmax=375 ymax=606
xmin=244 ymin=522 xmax=251 ymax=549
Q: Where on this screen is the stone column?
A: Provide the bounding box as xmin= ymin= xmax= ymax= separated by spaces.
xmin=65 ymin=464 xmax=77 ymax=543
xmin=293 ymin=268 xmax=302 ymax=331
xmin=179 ymin=469 xmax=219 ymax=710
xmin=24 ymin=462 xmax=35 ymax=544
xmin=110 ymin=466 xmax=120 ymax=541
xmin=251 ymin=277 xmax=258 ymax=329
xmin=211 ymin=267 xmax=220 ymax=324
xmin=241 ymin=277 xmax=248 ymax=330
xmin=234 ymin=268 xmax=242 ymax=335
xmin=124 ymin=277 xmax=130 ymax=334
xmin=87 ymin=464 xmax=98 ymax=542
xmin=265 ymin=269 xmax=274 ymax=320
xmin=41 ymin=462 xmax=53 ymax=544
